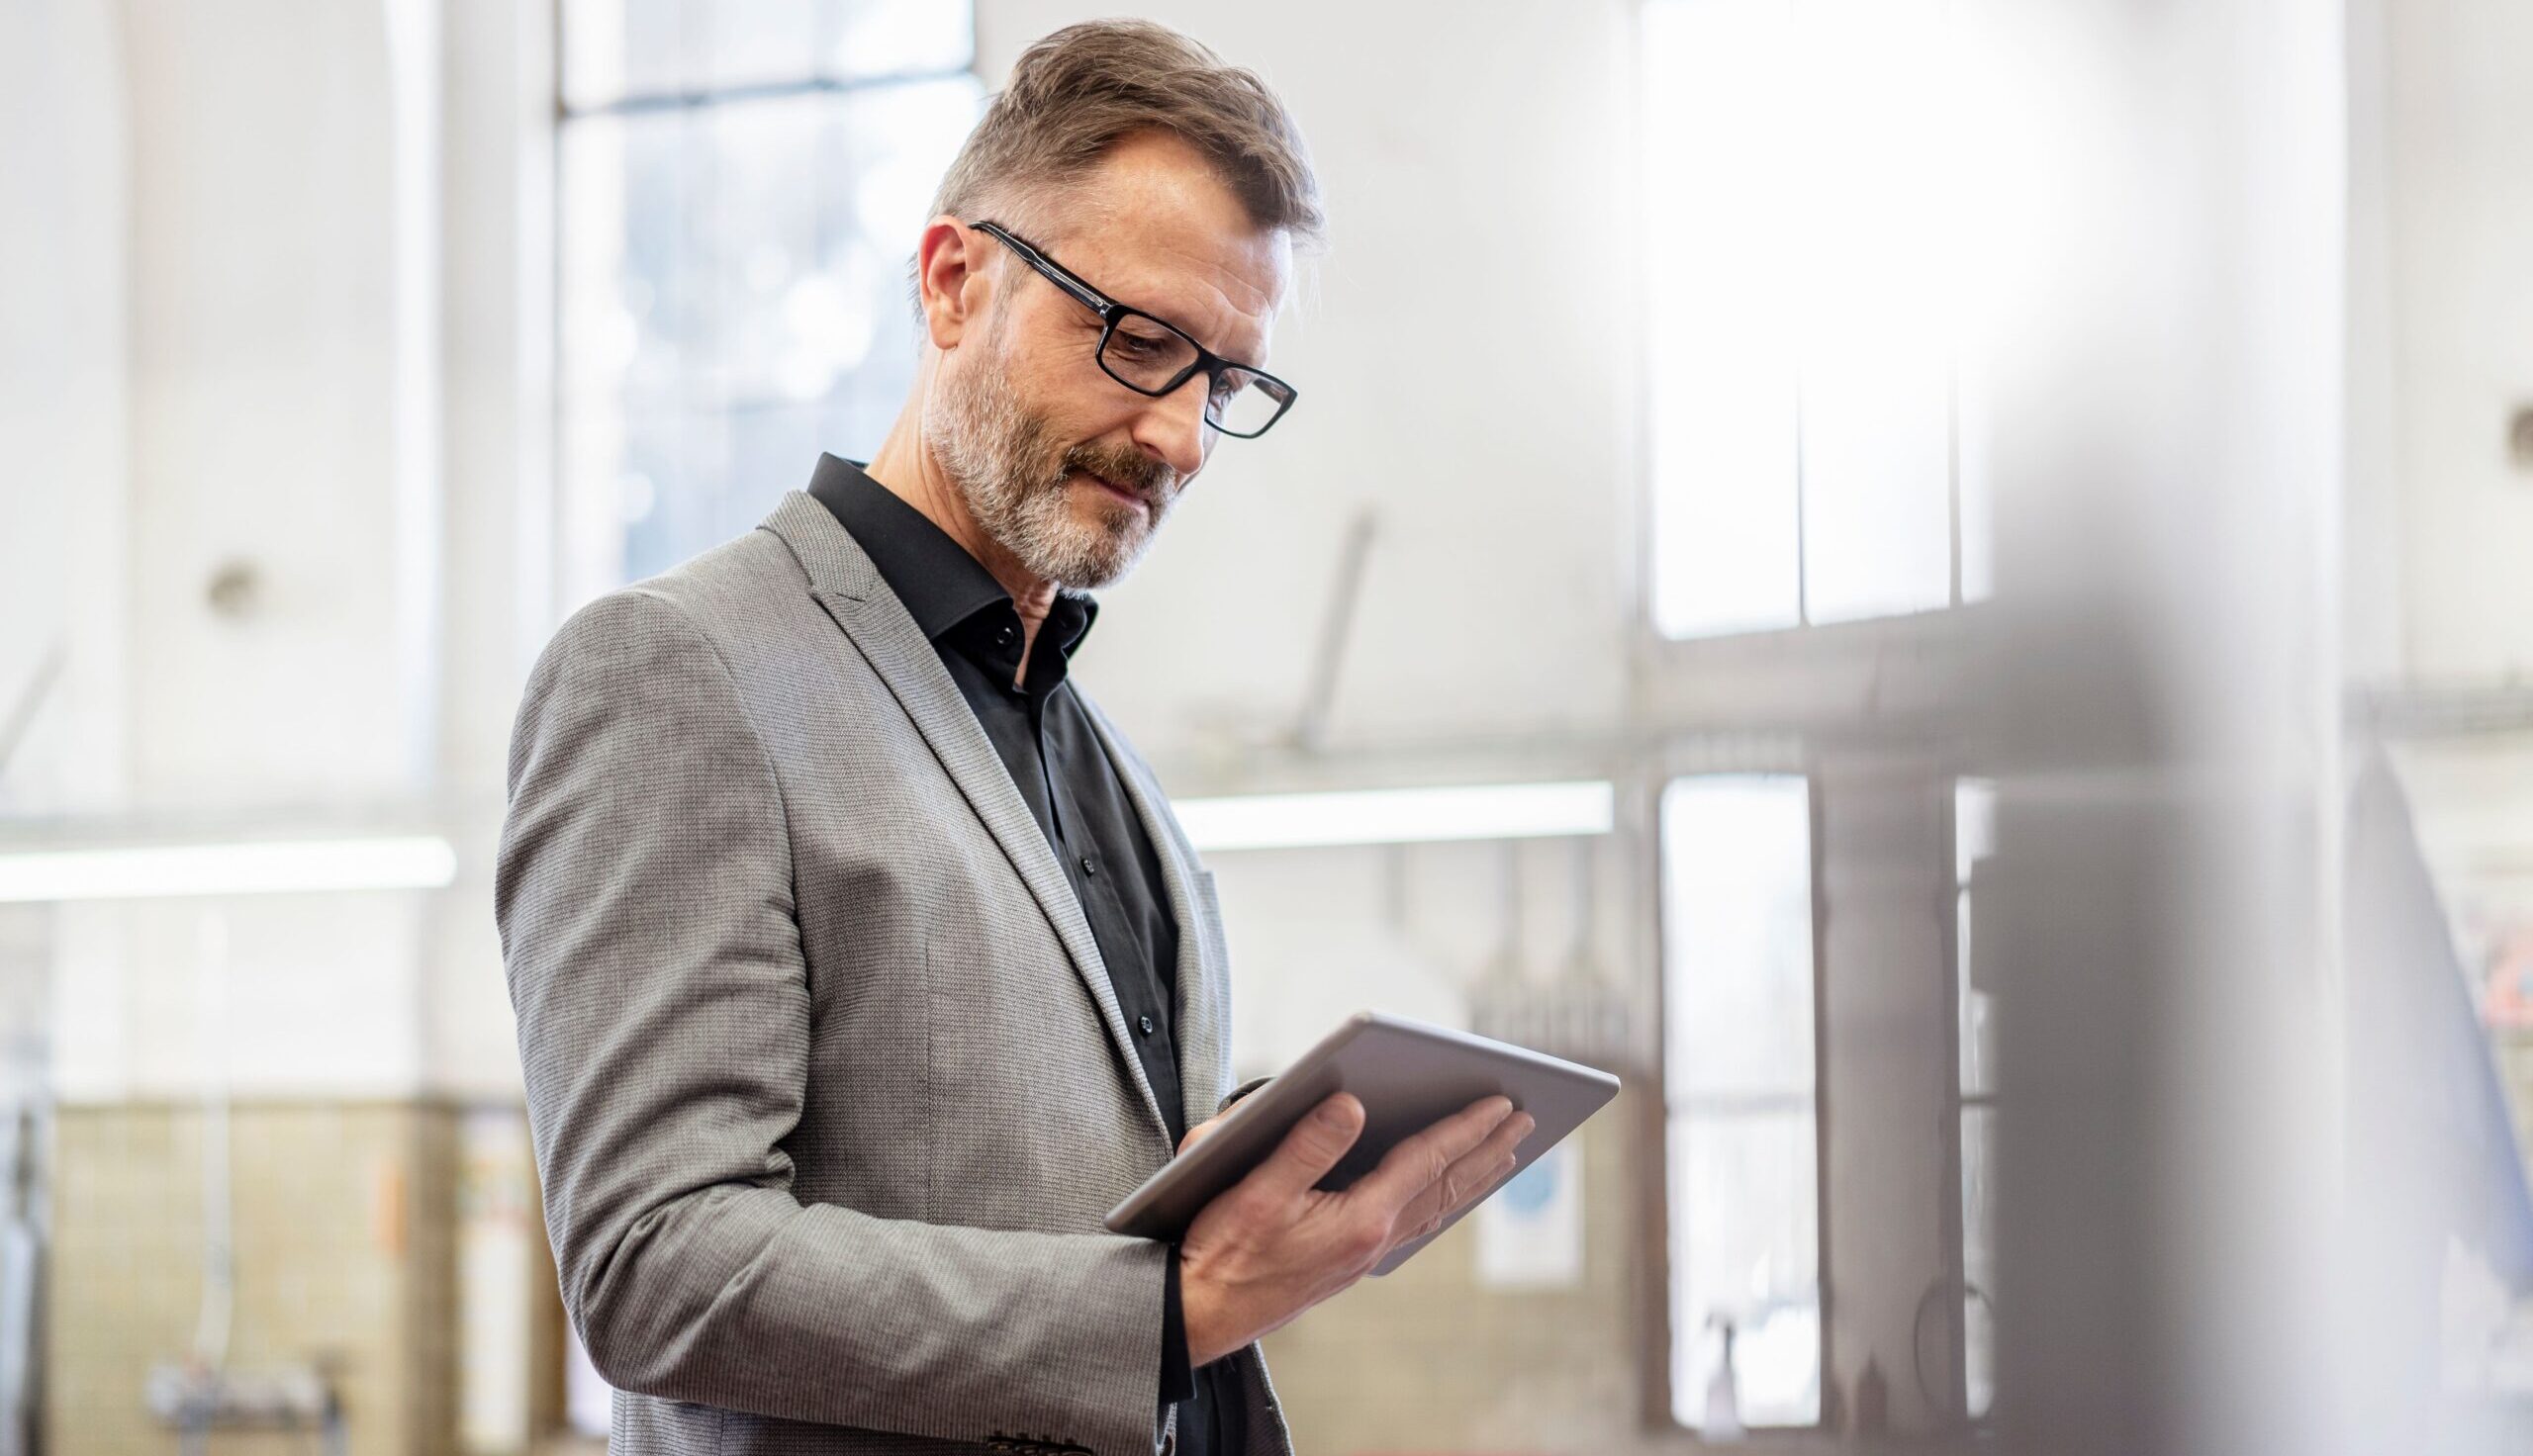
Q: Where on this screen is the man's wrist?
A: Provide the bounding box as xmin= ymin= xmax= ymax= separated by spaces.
xmin=1177 ymin=1253 xmax=1237 ymax=1369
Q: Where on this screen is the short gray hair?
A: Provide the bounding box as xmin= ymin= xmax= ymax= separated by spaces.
xmin=930 ymin=20 xmax=1324 ymax=246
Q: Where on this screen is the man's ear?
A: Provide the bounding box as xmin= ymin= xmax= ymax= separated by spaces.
xmin=913 ymin=217 xmax=985 ymax=352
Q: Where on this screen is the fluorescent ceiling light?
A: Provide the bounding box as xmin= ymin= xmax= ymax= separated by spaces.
xmin=1174 ymin=781 xmax=1615 ymax=853
xmin=0 ymin=836 xmax=459 ymax=903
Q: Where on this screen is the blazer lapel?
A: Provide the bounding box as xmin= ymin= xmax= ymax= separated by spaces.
xmin=1077 ymin=695 xmax=1227 ymax=1142
xmin=759 ymin=492 xmax=1174 ymax=1154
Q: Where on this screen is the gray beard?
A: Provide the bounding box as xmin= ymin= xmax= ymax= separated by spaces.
xmin=923 ymin=329 xmax=1173 ymax=592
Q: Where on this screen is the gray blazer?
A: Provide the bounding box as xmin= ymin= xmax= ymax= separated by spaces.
xmin=496 ymin=490 xmax=1293 ymax=1456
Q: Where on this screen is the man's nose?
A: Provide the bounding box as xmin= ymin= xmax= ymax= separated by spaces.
xmin=1131 ymin=372 xmax=1212 ymax=481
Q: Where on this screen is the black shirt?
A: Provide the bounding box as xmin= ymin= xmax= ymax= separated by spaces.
xmin=806 ymin=454 xmax=1243 ymax=1456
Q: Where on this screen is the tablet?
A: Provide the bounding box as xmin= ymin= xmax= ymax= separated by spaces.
xmin=1104 ymin=1011 xmax=1622 ymax=1276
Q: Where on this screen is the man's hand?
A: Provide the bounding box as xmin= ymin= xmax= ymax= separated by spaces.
xmin=1176 ymin=1092 xmax=1535 ymax=1367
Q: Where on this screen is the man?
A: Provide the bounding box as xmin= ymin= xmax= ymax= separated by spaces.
xmin=497 ymin=21 xmax=1533 ymax=1456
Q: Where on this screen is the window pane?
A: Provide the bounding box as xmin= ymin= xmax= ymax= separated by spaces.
xmin=1957 ymin=354 xmax=1994 ymax=601
xmin=1669 ymin=1111 xmax=1822 ymax=1429
xmin=1644 ymin=0 xmax=1981 ymax=635
xmin=832 ymin=0 xmax=975 ymax=80
xmin=1661 ymin=776 xmax=1816 ymax=1100
xmin=1643 ymin=0 xmax=1802 ymax=639
xmin=560 ymin=0 xmax=680 ymax=111
xmin=1956 ymin=778 xmax=1995 ymax=1096
xmin=1962 ymin=1102 xmax=1997 ymax=1418
xmin=562 ymin=0 xmax=975 ymax=110
xmin=1800 ymin=346 xmax=1953 ymax=623
xmin=1957 ymin=776 xmax=1998 ymax=1420
xmin=1793 ymin=0 xmax=1960 ymax=623
xmin=702 ymin=0 xmax=826 ymax=94
xmin=1662 ymin=774 xmax=1820 ymax=1430
xmin=559 ymin=76 xmax=982 ymax=586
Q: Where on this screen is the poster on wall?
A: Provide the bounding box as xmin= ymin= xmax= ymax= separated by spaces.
xmin=1475 ymin=1142 xmax=1583 ymax=1289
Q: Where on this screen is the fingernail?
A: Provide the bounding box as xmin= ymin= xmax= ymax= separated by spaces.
xmin=1318 ymin=1098 xmax=1355 ymax=1126
xmin=1513 ymin=1114 xmax=1537 ymax=1140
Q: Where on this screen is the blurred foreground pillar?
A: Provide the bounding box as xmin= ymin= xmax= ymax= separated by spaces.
xmin=1975 ymin=2 xmax=2354 ymax=1454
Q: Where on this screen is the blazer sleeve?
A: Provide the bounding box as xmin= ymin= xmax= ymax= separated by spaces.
xmin=496 ymin=588 xmax=1166 ymax=1456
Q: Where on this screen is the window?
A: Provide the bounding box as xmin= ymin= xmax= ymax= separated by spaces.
xmin=1640 ymin=0 xmax=1991 ymax=639
xmin=1640 ymin=4 xmax=2000 ymax=1429
xmin=1951 ymin=777 xmax=1997 ymax=1420
xmin=557 ymin=0 xmax=982 ymax=590
xmin=1660 ymin=775 xmax=1822 ymax=1429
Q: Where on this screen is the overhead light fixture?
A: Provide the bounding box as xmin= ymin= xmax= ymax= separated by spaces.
xmin=0 ymin=836 xmax=459 ymax=904
xmin=1173 ymin=780 xmax=1615 ymax=853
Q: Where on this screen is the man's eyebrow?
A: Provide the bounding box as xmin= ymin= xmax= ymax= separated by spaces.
xmin=1159 ymin=297 xmax=1270 ymax=368
xmin=1064 ymin=249 xmax=1267 ymax=367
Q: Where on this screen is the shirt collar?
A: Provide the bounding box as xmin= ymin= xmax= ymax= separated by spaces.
xmin=802 ymin=452 xmax=1099 ymax=662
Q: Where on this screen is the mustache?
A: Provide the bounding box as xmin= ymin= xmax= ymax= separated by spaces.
xmin=1056 ymin=443 xmax=1174 ymax=506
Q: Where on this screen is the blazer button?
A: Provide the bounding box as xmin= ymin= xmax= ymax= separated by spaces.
xmin=1138 ymin=1014 xmax=1157 ymax=1037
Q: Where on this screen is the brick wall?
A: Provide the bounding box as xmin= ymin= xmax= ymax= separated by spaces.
xmin=49 ymin=1101 xmax=458 ymax=1456
xmin=53 ymin=1091 xmax=1667 ymax=1456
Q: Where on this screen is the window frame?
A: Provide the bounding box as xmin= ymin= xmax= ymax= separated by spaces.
xmin=1640 ymin=763 xmax=1834 ymax=1439
xmin=1938 ymin=776 xmax=1998 ymax=1428
xmin=1627 ymin=0 xmax=1996 ymax=1428
xmin=1634 ymin=0 xmax=1985 ymax=645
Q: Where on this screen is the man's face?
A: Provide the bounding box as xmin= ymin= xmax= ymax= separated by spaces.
xmin=925 ymin=132 xmax=1291 ymax=591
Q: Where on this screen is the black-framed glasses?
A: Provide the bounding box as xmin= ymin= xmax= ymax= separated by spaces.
xmin=969 ymin=220 xmax=1298 ymax=439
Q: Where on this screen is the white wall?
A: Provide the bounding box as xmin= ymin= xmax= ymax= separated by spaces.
xmin=425 ymin=0 xmax=554 ymax=1097
xmin=1815 ymin=757 xmax=1950 ymax=1432
xmin=21 ymin=0 xmax=451 ymax=1100
xmin=120 ymin=0 xmax=439 ymax=810
xmin=2350 ymin=0 xmax=2533 ymax=1054
xmin=0 ymin=0 xmax=128 ymax=820
xmin=2369 ymin=0 xmax=2533 ymax=682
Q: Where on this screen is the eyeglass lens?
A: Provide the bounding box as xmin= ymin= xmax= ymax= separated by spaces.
xmin=1098 ymin=317 xmax=1287 ymax=435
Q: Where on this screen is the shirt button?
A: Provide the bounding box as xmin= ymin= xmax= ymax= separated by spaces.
xmin=993 ymin=623 xmax=1017 ymax=649
xmin=1079 ymin=856 xmax=1096 ymax=877
xmin=1138 ymin=1014 xmax=1157 ymax=1037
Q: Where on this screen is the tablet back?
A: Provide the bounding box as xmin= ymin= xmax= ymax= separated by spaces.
xmin=1104 ymin=1011 xmax=1621 ymax=1276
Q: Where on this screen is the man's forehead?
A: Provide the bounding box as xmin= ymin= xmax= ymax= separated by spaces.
xmin=1045 ymin=136 xmax=1291 ymax=348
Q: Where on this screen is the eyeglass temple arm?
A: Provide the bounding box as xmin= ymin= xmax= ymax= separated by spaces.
xmin=970 ymin=221 xmax=1112 ymax=317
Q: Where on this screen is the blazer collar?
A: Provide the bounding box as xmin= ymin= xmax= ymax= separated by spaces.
xmin=801 ymin=454 xmax=1100 ymax=658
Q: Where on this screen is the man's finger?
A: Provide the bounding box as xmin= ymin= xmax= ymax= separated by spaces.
xmin=1237 ymin=1092 xmax=1366 ymax=1204
xmin=1391 ymin=1111 xmax=1533 ymax=1237
xmin=1353 ymin=1096 xmax=1515 ymax=1212
xmin=1393 ymin=1154 xmax=1524 ymax=1250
